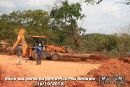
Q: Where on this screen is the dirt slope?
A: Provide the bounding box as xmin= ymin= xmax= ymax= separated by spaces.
xmin=66 ymin=59 xmax=130 ymax=87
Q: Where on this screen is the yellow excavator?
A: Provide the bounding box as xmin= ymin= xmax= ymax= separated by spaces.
xmin=10 ymin=28 xmax=72 ymax=60
xmin=10 ymin=28 xmax=101 ymax=61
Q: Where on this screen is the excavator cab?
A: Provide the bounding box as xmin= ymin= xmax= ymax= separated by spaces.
xmin=32 ymin=36 xmax=47 ymax=48
xmin=29 ymin=36 xmax=47 ymax=60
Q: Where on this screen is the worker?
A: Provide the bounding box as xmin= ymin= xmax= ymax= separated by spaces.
xmin=10 ymin=28 xmax=28 ymax=65
xmin=36 ymin=39 xmax=43 ymax=65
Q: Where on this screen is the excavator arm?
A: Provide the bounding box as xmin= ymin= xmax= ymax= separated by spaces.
xmin=11 ymin=35 xmax=28 ymax=56
xmin=11 ymin=36 xmax=21 ymax=51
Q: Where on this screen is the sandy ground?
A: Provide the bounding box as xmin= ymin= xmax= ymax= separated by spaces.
xmin=0 ymin=55 xmax=101 ymax=77
xmin=0 ymin=54 xmax=130 ymax=87
xmin=0 ymin=55 xmax=102 ymax=87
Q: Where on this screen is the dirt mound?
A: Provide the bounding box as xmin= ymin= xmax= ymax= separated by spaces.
xmin=119 ymin=57 xmax=130 ymax=64
xmin=66 ymin=59 xmax=130 ymax=87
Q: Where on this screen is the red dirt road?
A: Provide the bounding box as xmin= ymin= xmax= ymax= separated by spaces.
xmin=1 ymin=55 xmax=130 ymax=87
xmin=0 ymin=55 xmax=101 ymax=77
xmin=0 ymin=55 xmax=101 ymax=87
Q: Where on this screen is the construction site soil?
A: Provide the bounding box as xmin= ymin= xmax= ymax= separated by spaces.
xmin=0 ymin=54 xmax=130 ymax=87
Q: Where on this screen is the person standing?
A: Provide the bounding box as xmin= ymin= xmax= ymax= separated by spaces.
xmin=36 ymin=40 xmax=43 ymax=65
xmin=10 ymin=28 xmax=28 ymax=65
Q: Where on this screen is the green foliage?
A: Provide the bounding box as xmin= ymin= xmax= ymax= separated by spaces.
xmin=50 ymin=0 xmax=85 ymax=48
xmin=0 ymin=10 xmax=58 ymax=45
xmin=78 ymin=33 xmax=130 ymax=57
xmin=81 ymin=34 xmax=118 ymax=52
xmin=106 ymin=35 xmax=117 ymax=51
xmin=50 ymin=0 xmax=84 ymax=29
xmin=84 ymin=0 xmax=102 ymax=4
xmin=0 ymin=0 xmax=130 ymax=57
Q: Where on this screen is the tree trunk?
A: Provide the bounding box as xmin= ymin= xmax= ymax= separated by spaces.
xmin=72 ymin=28 xmax=80 ymax=49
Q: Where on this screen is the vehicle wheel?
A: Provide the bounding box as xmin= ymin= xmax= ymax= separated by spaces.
xmin=51 ymin=54 xmax=59 ymax=60
xmin=32 ymin=50 xmax=47 ymax=60
xmin=32 ymin=50 xmax=37 ymax=60
xmin=42 ymin=52 xmax=46 ymax=60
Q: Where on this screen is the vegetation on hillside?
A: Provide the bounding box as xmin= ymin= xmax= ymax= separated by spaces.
xmin=0 ymin=0 xmax=130 ymax=56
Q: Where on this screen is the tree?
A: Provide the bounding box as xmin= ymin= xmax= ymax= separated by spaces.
xmin=0 ymin=10 xmax=56 ymax=44
xmin=84 ymin=0 xmax=102 ymax=4
xmin=50 ymin=0 xmax=85 ymax=48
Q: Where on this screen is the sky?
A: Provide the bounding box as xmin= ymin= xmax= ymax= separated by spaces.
xmin=0 ymin=0 xmax=130 ymax=34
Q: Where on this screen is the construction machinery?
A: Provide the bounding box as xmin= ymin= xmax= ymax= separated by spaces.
xmin=27 ymin=36 xmax=103 ymax=61
xmin=27 ymin=35 xmax=72 ymax=60
xmin=10 ymin=28 xmax=103 ymax=61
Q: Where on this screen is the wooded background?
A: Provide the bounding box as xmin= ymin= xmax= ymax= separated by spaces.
xmin=0 ymin=0 xmax=130 ymax=57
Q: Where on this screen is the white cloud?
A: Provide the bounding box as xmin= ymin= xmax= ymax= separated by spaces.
xmin=0 ymin=1 xmax=15 ymax=8
xmin=11 ymin=0 xmax=57 ymax=11
xmin=78 ymin=1 xmax=130 ymax=34
xmin=101 ymin=3 xmax=121 ymax=17
xmin=26 ymin=0 xmax=46 ymax=7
